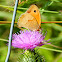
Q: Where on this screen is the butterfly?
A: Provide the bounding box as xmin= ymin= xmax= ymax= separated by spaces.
xmin=18 ymin=4 xmax=41 ymax=31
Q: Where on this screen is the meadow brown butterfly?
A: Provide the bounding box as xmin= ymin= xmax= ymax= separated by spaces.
xmin=18 ymin=4 xmax=41 ymax=31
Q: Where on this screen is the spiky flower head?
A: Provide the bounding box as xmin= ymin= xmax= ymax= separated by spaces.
xmin=11 ymin=30 xmax=49 ymax=50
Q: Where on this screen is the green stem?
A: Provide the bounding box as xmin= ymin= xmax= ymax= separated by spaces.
xmin=40 ymin=9 xmax=59 ymax=13
xmin=0 ymin=38 xmax=8 ymax=42
xmin=38 ymin=47 xmax=62 ymax=52
xmin=0 ymin=5 xmax=59 ymax=14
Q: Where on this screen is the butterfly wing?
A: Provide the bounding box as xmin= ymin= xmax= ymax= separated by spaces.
xmin=18 ymin=13 xmax=39 ymax=31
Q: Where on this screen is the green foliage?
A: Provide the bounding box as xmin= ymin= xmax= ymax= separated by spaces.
xmin=0 ymin=0 xmax=62 ymax=62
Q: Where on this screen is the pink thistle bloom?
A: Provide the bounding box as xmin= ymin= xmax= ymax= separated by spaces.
xmin=11 ymin=30 xmax=50 ymax=50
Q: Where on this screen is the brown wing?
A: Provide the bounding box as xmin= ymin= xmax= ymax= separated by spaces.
xmin=18 ymin=13 xmax=39 ymax=31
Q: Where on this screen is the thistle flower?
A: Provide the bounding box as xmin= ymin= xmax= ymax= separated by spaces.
xmin=11 ymin=30 xmax=49 ymax=50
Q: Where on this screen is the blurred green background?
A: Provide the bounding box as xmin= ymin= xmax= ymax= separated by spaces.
xmin=0 ymin=0 xmax=62 ymax=62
